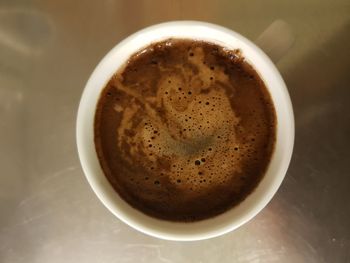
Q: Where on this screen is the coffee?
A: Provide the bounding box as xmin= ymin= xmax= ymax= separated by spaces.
xmin=94 ymin=39 xmax=276 ymax=222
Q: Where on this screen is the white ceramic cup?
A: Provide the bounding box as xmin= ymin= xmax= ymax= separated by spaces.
xmin=76 ymin=21 xmax=294 ymax=241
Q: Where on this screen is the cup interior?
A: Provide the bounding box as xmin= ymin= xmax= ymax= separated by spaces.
xmin=76 ymin=21 xmax=294 ymax=241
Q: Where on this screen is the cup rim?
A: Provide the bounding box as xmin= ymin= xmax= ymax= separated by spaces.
xmin=76 ymin=20 xmax=294 ymax=241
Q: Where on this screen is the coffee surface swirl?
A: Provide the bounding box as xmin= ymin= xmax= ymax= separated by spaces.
xmin=94 ymin=39 xmax=276 ymax=221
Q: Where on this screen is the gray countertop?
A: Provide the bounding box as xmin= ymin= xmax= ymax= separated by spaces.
xmin=0 ymin=0 xmax=349 ymax=262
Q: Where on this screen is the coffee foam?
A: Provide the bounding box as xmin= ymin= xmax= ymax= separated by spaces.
xmin=113 ymin=44 xmax=257 ymax=193
xmin=95 ymin=39 xmax=277 ymax=221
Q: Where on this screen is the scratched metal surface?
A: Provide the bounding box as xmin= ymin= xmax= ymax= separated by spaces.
xmin=0 ymin=0 xmax=349 ymax=262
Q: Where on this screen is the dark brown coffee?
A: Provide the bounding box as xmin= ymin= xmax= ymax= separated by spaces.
xmin=94 ymin=39 xmax=276 ymax=222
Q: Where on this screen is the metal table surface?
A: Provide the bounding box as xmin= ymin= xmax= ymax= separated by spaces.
xmin=0 ymin=0 xmax=349 ymax=262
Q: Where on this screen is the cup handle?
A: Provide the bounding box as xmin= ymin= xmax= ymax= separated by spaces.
xmin=255 ymin=20 xmax=295 ymax=64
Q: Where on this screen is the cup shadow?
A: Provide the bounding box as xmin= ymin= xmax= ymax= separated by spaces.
xmin=272 ymin=21 xmax=350 ymax=262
